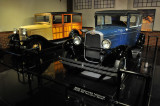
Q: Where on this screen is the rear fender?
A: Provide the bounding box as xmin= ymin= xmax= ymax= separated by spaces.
xmin=135 ymin=33 xmax=145 ymax=48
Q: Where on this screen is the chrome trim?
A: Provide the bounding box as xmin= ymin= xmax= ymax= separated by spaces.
xmin=73 ymin=36 xmax=82 ymax=45
xmin=84 ymin=30 xmax=104 ymax=63
xmin=19 ymin=28 xmax=27 ymax=41
xmin=13 ymin=28 xmax=18 ymax=34
xmin=102 ymin=39 xmax=111 ymax=49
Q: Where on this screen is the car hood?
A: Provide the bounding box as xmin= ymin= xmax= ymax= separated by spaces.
xmin=95 ymin=26 xmax=127 ymax=38
xmin=19 ymin=24 xmax=51 ymax=30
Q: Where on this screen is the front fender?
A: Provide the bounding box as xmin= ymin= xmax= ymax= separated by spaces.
xmin=26 ymin=35 xmax=48 ymax=42
xmin=62 ymin=39 xmax=84 ymax=58
xmin=23 ymin=35 xmax=52 ymax=48
xmin=63 ymin=39 xmax=74 ymax=51
xmin=102 ymin=46 xmax=128 ymax=67
xmin=8 ymin=34 xmax=19 ymax=41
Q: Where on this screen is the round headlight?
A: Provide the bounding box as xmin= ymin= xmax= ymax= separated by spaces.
xmin=73 ymin=36 xmax=81 ymax=45
xmin=13 ymin=28 xmax=18 ymax=34
xmin=22 ymin=29 xmax=27 ymax=36
xmin=102 ymin=39 xmax=111 ymax=49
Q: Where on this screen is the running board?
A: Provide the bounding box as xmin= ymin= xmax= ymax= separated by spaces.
xmin=52 ymin=39 xmax=67 ymax=45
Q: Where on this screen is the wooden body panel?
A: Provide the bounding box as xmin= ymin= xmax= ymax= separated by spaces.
xmin=63 ymin=23 xmax=72 ymax=38
xmin=52 ymin=14 xmax=82 ymax=40
xmin=52 ymin=24 xmax=63 ymax=39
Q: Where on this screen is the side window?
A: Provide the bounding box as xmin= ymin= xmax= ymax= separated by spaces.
xmin=130 ymin=15 xmax=138 ymax=28
xmin=72 ymin=15 xmax=81 ymax=23
xmin=97 ymin=16 xmax=104 ymax=25
xmin=53 ymin=15 xmax=62 ymax=24
xmin=119 ymin=16 xmax=127 ymax=26
xmin=64 ymin=15 xmax=71 ymax=23
xmin=105 ymin=16 xmax=112 ymax=24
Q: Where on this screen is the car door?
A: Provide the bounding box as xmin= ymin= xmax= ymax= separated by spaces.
xmin=127 ymin=14 xmax=140 ymax=46
xmin=72 ymin=14 xmax=82 ymax=35
xmin=52 ymin=15 xmax=63 ymax=40
xmin=118 ymin=15 xmax=128 ymax=46
xmin=63 ymin=14 xmax=72 ymax=38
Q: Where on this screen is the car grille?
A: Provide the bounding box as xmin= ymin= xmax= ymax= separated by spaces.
xmin=85 ymin=33 xmax=101 ymax=48
xmin=85 ymin=33 xmax=101 ymax=61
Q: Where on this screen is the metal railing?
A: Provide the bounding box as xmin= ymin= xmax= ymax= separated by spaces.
xmin=0 ymin=35 xmax=159 ymax=106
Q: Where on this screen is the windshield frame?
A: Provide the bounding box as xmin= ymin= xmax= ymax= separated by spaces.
xmin=95 ymin=14 xmax=129 ymax=28
xmin=35 ymin=13 xmax=51 ymax=24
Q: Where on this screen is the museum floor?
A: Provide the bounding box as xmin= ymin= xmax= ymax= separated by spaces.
xmin=0 ymin=47 xmax=160 ymax=106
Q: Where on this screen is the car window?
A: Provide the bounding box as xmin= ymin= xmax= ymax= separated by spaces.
xmin=96 ymin=15 xmax=127 ymax=27
xmin=112 ymin=15 xmax=127 ymax=26
xmin=72 ymin=15 xmax=81 ymax=23
xmin=120 ymin=16 xmax=127 ymax=23
xmin=36 ymin=15 xmax=50 ymax=22
xmin=130 ymin=15 xmax=139 ymax=28
xmin=53 ymin=15 xmax=62 ymax=24
xmin=105 ymin=16 xmax=112 ymax=24
xmin=97 ymin=16 xmax=104 ymax=25
xmin=64 ymin=15 xmax=71 ymax=23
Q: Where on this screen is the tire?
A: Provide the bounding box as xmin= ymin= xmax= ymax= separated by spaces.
xmin=113 ymin=58 xmax=126 ymax=82
xmin=27 ymin=40 xmax=43 ymax=51
xmin=9 ymin=39 xmax=20 ymax=51
xmin=63 ymin=51 xmax=74 ymax=59
xmin=114 ymin=58 xmax=126 ymax=69
xmin=23 ymin=40 xmax=44 ymax=69
xmin=136 ymin=52 xmax=142 ymax=69
xmin=62 ymin=51 xmax=80 ymax=72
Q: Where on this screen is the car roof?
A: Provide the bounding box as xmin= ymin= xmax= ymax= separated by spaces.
xmin=95 ymin=10 xmax=142 ymax=15
xmin=48 ymin=12 xmax=82 ymax=15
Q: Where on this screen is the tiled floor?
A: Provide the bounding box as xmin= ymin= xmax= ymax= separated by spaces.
xmin=0 ymin=47 xmax=159 ymax=106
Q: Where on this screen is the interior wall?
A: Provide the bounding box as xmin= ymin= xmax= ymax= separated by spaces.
xmin=74 ymin=0 xmax=160 ymax=31
xmin=128 ymin=0 xmax=160 ymax=31
xmin=0 ymin=0 xmax=67 ymax=32
xmin=73 ymin=0 xmax=128 ymax=28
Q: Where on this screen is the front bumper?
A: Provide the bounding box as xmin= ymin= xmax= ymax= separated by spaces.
xmin=59 ymin=56 xmax=118 ymax=77
xmin=8 ymin=39 xmax=27 ymax=49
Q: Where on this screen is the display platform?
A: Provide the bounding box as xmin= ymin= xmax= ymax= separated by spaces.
xmin=0 ymin=36 xmax=159 ymax=106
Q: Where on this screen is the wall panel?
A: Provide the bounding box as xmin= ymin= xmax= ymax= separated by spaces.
xmin=0 ymin=0 xmax=67 ymax=32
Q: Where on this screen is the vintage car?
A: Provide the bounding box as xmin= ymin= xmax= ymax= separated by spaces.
xmin=8 ymin=12 xmax=82 ymax=50
xmin=62 ymin=10 xmax=145 ymax=69
xmin=59 ymin=10 xmax=146 ymax=105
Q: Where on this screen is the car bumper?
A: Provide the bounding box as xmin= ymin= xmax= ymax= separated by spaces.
xmin=59 ymin=56 xmax=118 ymax=77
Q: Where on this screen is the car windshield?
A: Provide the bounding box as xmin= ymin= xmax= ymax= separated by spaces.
xmin=72 ymin=14 xmax=81 ymax=23
xmin=96 ymin=15 xmax=127 ymax=27
xmin=35 ymin=15 xmax=50 ymax=23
